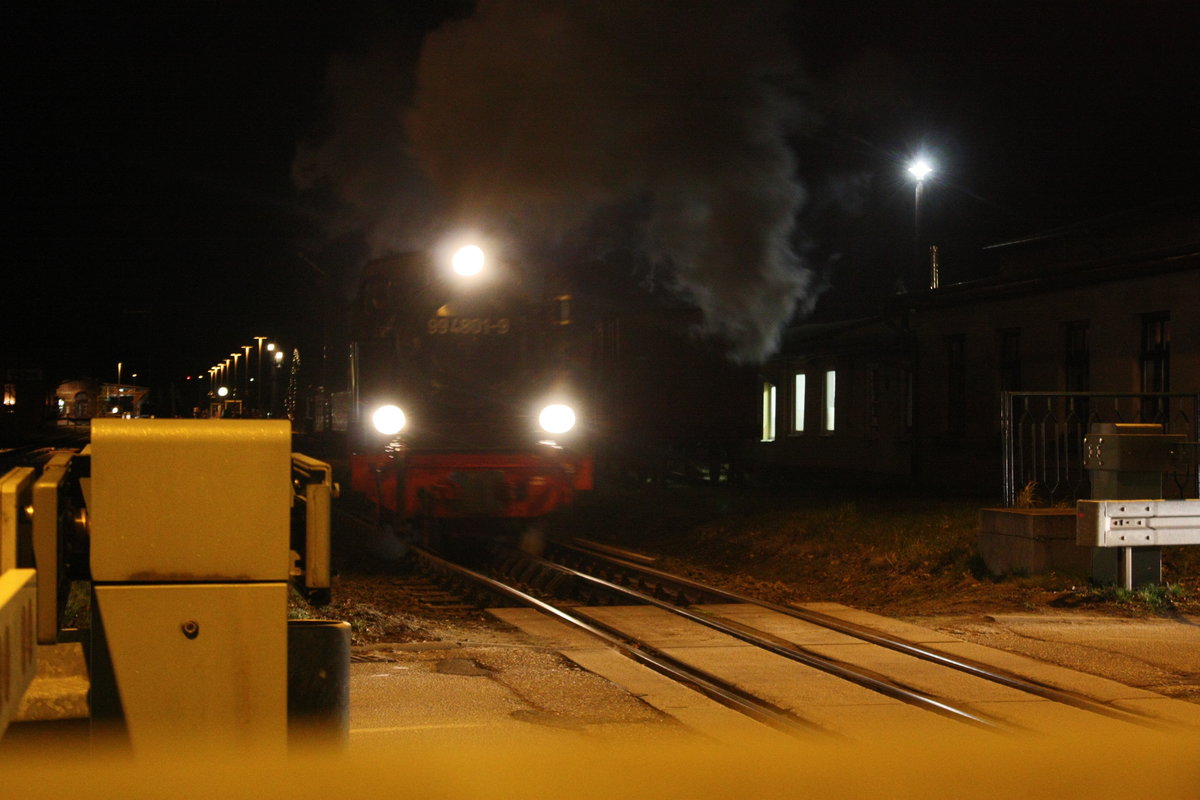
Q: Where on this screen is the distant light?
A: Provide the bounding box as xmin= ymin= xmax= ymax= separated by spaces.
xmin=908 ymin=158 xmax=933 ymax=181
xmin=217 ymin=387 xmax=229 ymax=397
xmin=267 ymin=343 xmax=276 ymax=352
xmin=452 ymin=245 xmax=485 ymax=276
xmin=274 ymin=351 xmax=283 ymax=363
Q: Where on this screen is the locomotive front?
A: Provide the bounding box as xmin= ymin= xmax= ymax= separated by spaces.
xmin=348 ymin=246 xmax=592 ymax=544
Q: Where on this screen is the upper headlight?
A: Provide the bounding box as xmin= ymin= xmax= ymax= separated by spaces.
xmin=372 ymin=404 xmax=407 ymax=435
xmin=451 ymin=244 xmax=485 ymax=276
xmin=538 ymin=404 xmax=576 ymax=435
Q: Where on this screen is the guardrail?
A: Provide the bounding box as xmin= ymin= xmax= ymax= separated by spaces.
xmin=1001 ymin=392 xmax=1199 ymax=508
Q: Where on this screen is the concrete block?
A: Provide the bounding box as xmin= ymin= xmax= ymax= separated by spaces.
xmin=977 ymin=508 xmax=1092 ymax=577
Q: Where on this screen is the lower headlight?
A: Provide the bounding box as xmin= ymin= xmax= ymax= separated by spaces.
xmin=372 ymin=404 xmax=406 ymax=435
xmin=538 ymin=404 xmax=576 ymax=434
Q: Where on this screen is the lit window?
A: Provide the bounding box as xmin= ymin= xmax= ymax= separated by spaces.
xmin=792 ymin=373 xmax=806 ymax=433
xmin=823 ymin=370 xmax=836 ymax=432
xmin=761 ymin=381 xmax=777 ymax=442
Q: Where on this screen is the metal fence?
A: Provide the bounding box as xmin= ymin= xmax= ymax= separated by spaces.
xmin=1001 ymin=392 xmax=1199 ymax=507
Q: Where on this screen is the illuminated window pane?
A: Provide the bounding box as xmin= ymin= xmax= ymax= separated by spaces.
xmin=823 ymin=370 xmax=836 ymax=432
xmin=792 ymin=373 xmax=806 ymax=433
xmin=761 ymin=381 xmax=777 ymax=442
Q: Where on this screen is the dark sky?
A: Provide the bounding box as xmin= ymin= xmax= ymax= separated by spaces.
xmin=4 ymin=2 xmax=1197 ymax=387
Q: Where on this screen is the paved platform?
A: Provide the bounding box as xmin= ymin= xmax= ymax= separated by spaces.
xmin=8 ymin=605 xmax=1200 ymax=744
xmin=5 ymin=606 xmax=1199 ymax=799
xmin=346 ymin=639 xmax=693 ymax=747
xmin=492 ymin=603 xmax=1200 ymax=738
xmin=915 ymin=610 xmax=1200 ymax=711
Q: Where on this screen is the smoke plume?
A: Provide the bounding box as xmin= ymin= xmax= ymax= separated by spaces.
xmin=293 ymin=44 xmax=440 ymax=255
xmin=298 ymin=0 xmax=816 ymax=362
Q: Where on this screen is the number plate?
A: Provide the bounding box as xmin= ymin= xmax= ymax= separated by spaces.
xmin=427 ymin=317 xmax=510 ymax=335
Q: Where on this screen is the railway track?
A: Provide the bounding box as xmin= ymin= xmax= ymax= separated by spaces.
xmin=414 ymin=544 xmax=824 ymax=736
xmin=406 ymin=536 xmax=1173 ymax=739
xmin=542 ymin=539 xmax=1164 ymax=726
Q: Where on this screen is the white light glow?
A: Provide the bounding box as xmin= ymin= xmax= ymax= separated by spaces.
xmin=217 ymin=387 xmax=229 ymax=397
xmin=908 ymin=158 xmax=933 ymax=181
xmin=539 ymin=404 xmax=576 ymax=435
xmin=824 ymin=370 xmax=837 ymax=432
xmin=452 ymin=245 xmax=485 ymax=276
xmin=372 ymin=404 xmax=407 ymax=435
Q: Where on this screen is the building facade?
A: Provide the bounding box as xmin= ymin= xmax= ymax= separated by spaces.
xmin=755 ymin=205 xmax=1200 ymax=497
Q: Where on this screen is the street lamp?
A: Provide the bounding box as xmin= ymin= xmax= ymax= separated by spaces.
xmin=907 ymin=157 xmax=934 ymax=289
xmin=270 ymin=347 xmax=284 ymax=418
xmin=253 ymin=336 xmax=268 ymax=416
xmin=907 ymin=157 xmax=932 ymax=182
xmin=241 ymin=345 xmax=253 ymax=404
xmin=230 ymin=353 xmax=241 ymax=397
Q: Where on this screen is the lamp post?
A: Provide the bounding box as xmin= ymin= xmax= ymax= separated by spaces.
xmin=230 ymin=352 xmax=241 ymax=395
xmin=272 ymin=348 xmax=284 ymax=418
xmin=253 ymin=336 xmax=268 ymax=416
xmin=907 ymin=157 xmax=933 ymax=290
xmin=240 ymin=345 xmax=253 ymax=409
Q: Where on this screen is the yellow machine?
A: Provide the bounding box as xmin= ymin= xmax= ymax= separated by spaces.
xmin=0 ymin=419 xmax=336 ymax=752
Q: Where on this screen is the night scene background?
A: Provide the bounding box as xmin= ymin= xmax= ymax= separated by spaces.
xmin=4 ymin=0 xmax=1198 ymax=408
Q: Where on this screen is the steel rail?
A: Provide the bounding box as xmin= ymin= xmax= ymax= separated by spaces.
xmin=412 ymin=545 xmax=828 ymax=738
xmin=555 ymin=540 xmax=1165 ymax=729
xmin=527 ymin=553 xmax=1005 ymax=731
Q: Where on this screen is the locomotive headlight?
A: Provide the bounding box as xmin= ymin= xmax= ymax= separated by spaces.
xmin=452 ymin=244 xmax=485 ymax=276
xmin=372 ymin=404 xmax=407 ymax=435
xmin=538 ymin=404 xmax=576 ymax=435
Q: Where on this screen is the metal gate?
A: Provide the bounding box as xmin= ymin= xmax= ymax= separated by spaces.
xmin=1001 ymin=392 xmax=1199 ymax=507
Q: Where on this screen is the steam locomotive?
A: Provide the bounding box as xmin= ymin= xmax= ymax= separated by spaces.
xmin=346 ymin=245 xmax=593 ymax=550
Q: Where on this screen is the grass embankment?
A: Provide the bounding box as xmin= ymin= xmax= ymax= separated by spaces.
xmin=553 ymin=483 xmax=1200 ymax=618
